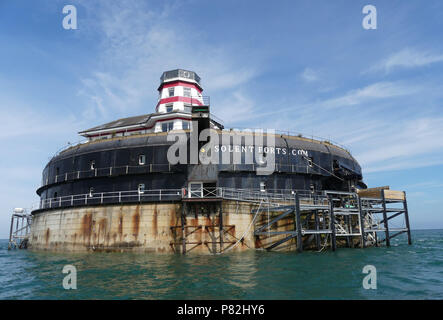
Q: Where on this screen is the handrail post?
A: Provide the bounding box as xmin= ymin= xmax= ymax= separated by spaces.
xmin=381 ymin=190 xmax=390 ymax=247
xmin=358 ymin=195 xmax=366 ymax=248
xmin=329 ymin=195 xmax=337 ymax=251
xmin=295 ymin=192 xmax=303 ymax=253
xmin=403 ymin=191 xmax=412 ymax=245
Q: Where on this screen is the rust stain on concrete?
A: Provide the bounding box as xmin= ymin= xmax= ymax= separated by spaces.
xmin=152 ymin=207 xmax=158 ymax=236
xmin=132 ymin=206 xmax=140 ymax=239
xmin=98 ymin=218 xmax=107 ymax=245
xmin=45 ymin=228 xmax=50 ymax=245
xmin=81 ymin=213 xmax=93 ymax=240
xmin=118 ymin=213 xmax=123 ymax=240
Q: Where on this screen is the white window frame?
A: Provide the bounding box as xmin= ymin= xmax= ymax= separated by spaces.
xmin=90 ymin=160 xmax=96 ymax=170
xmin=168 ymin=87 xmax=175 ymax=97
xmin=139 ymin=154 xmax=146 ymax=165
xmin=260 ymin=181 xmax=266 ymax=192
xmin=184 ymin=104 xmax=192 ymax=113
xmin=138 ymin=183 xmax=145 ymax=194
xmin=183 ymin=87 xmax=191 ymax=97
xmin=162 ymin=121 xmax=174 ymax=132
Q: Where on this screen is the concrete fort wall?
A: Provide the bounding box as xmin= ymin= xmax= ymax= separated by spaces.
xmin=28 ymin=201 xmax=271 ymax=254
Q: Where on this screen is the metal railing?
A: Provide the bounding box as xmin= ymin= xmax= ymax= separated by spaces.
xmin=39 ymin=189 xmax=183 ymax=210
xmin=189 ymin=96 xmax=210 ymax=106
xmin=36 ymin=187 xmax=330 ymax=212
xmin=43 ymin=162 xmax=323 ymax=187
xmin=45 ymin=163 xmax=185 ymax=186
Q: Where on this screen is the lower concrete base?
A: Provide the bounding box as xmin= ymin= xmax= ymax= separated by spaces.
xmin=29 ymin=202 xmax=261 ymax=254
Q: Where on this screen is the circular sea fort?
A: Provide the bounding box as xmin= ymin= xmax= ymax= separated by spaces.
xmin=23 ymin=69 xmax=412 ymax=254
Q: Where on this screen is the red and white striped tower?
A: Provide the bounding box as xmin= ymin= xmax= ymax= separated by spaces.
xmin=156 ymin=69 xmax=204 ymax=114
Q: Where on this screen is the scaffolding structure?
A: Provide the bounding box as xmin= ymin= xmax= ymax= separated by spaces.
xmin=169 ymin=186 xmax=411 ymax=254
xmin=251 ymin=188 xmax=412 ymax=252
xmin=8 ymin=209 xmax=32 ymax=250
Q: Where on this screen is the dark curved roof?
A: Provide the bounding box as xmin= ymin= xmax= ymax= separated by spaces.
xmin=57 ymin=131 xmax=357 ymax=163
xmin=79 ymin=113 xmax=153 ymax=134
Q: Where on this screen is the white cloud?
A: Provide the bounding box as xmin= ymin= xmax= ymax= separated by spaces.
xmin=300 ymin=68 xmax=319 ymax=82
xmin=76 ymin=0 xmax=261 ymax=119
xmin=369 ymin=48 xmax=443 ymax=74
xmin=219 ymin=78 xmax=443 ymax=175
xmin=214 ymin=91 xmax=257 ymax=125
xmin=320 ymin=81 xmax=417 ymax=109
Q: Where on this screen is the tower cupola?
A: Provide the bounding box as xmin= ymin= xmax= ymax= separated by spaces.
xmin=156 ymin=69 xmax=205 ymax=114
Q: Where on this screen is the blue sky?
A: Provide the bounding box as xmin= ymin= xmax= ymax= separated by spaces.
xmin=1 ymin=0 xmax=443 ymax=237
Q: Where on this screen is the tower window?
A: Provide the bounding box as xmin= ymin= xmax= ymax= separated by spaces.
xmin=90 ymin=160 xmax=96 ymax=170
xmin=53 ymin=192 xmax=58 ymax=199
xmin=162 ymin=122 xmax=174 ymax=132
xmin=166 ymin=105 xmax=173 ymax=113
xmin=89 ymin=187 xmax=94 ymax=197
xmin=168 ymin=87 xmax=174 ymax=97
xmin=184 ymin=104 xmax=192 ymax=113
xmin=183 ymin=87 xmax=191 ymax=97
xmin=138 ymin=183 xmax=145 ymax=194
xmin=182 ymin=121 xmax=190 ymax=130
xmin=139 ymin=154 xmax=146 ymax=165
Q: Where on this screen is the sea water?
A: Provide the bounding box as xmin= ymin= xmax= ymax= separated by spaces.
xmin=1 ymin=229 xmax=442 ymax=299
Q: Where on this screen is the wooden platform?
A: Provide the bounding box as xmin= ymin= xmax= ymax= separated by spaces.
xmin=357 ymin=186 xmax=405 ymax=201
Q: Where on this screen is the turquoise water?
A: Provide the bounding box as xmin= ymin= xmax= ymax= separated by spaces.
xmin=1 ymin=229 xmax=442 ymax=299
